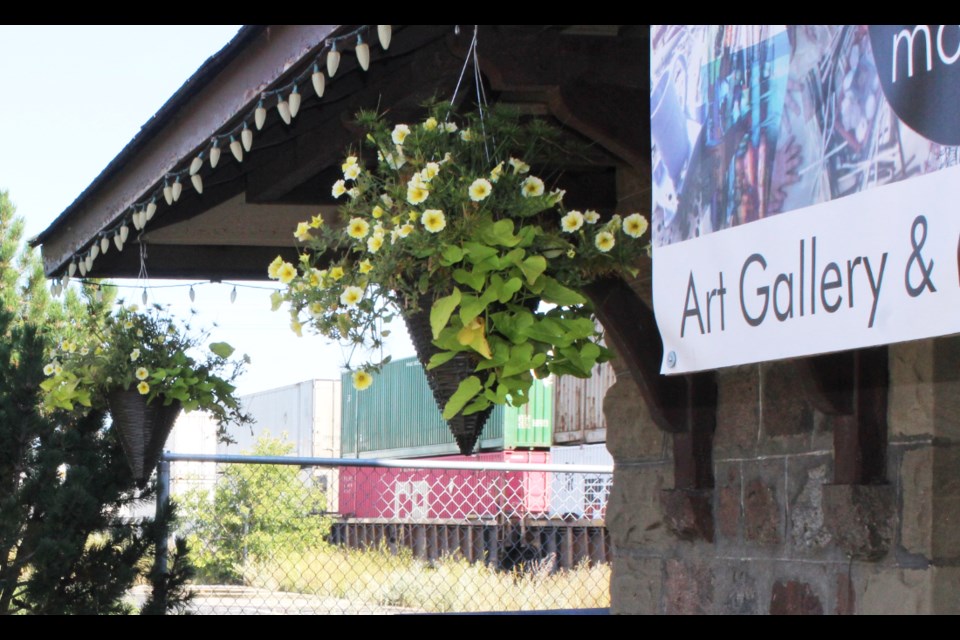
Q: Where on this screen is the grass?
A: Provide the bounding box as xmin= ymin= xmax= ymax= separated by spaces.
xmin=198 ymin=544 xmax=610 ymax=613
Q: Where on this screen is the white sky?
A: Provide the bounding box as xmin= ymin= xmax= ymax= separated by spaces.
xmin=0 ymin=25 xmax=415 ymax=395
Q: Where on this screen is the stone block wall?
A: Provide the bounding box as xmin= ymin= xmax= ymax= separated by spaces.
xmin=605 ymin=337 xmax=960 ymax=614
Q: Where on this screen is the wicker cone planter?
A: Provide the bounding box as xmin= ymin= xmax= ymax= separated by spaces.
xmin=108 ymin=388 xmax=182 ymax=485
xmin=403 ymin=304 xmax=492 ymax=455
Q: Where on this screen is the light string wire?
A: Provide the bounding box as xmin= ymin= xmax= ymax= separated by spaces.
xmin=56 ymin=24 xmax=396 ymax=286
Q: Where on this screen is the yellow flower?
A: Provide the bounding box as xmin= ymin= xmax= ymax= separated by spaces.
xmin=123 ymin=321 xmax=134 ymax=330
xmin=310 ymin=214 xmax=324 ymax=228
xmin=367 ymin=235 xmax=384 ymax=253
xmin=54 ymin=364 xmax=63 ymax=375
xmin=352 ymin=370 xmax=373 ymax=391
xmin=340 ymin=285 xmax=364 ymax=308
xmin=330 ymin=266 xmax=345 ymax=280
xmin=341 ymin=155 xmax=358 ymax=171
xmin=359 ymin=259 xmax=373 ymax=274
xmin=584 ymin=210 xmax=600 ymax=224
xmin=567 ymin=249 xmax=576 ymax=258
xmin=561 ymin=210 xmax=585 ymax=233
xmin=460 ymin=128 xmax=474 ymax=142
xmin=509 ymin=157 xmax=530 ymax=174
xmin=489 ymin=162 xmax=504 ymax=183
xmin=347 ymin=217 xmax=370 ymax=239
xmin=595 ymin=231 xmax=615 ymax=252
xmin=80 ymin=347 xmax=89 ymax=356
xmin=136 ymin=367 xmax=149 ymax=381
xmin=392 ymin=124 xmax=410 ymax=145
xmin=347 ymin=187 xmax=360 ymax=199
xmin=294 ymin=222 xmax=312 ymax=242
xmin=137 ymin=381 xmax=150 ymax=395
xmin=372 ymin=205 xmax=385 ymax=219
xmin=423 ymin=116 xmax=438 ymax=131
xmin=307 ymin=269 xmax=323 ymax=287
xmin=548 ymin=188 xmax=566 ymax=206
xmin=392 ymin=215 xmax=402 ymax=225
xmin=398 ymin=223 xmax=414 ymax=238
xmin=442 ymin=122 xmax=458 ymax=133
xmin=420 ymin=162 xmax=440 ymax=182
xmin=623 ymin=213 xmax=649 ymax=238
xmin=43 ymin=363 xmax=56 ymax=376
xmin=344 ymin=163 xmax=361 ymax=181
xmin=277 ymin=262 xmax=297 ymax=284
xmin=381 ymin=194 xmax=394 ymax=208
xmin=268 ymin=255 xmax=284 ymax=279
xmin=407 ymin=183 xmax=429 ymax=205
xmin=385 ymin=149 xmax=406 ymax=170
xmin=291 ymin=319 xmax=303 ymax=337
xmin=608 ymin=214 xmax=622 ymax=231
xmin=309 ymin=301 xmax=325 ymax=317
xmin=332 ymin=179 xmax=347 ymax=198
xmin=469 ymin=178 xmax=492 ymax=202
xmin=421 ymin=209 xmax=446 ymax=233
xmin=130 ymin=348 xmax=141 ymax=362
xmin=408 ymin=211 xmax=419 ymax=222
xmin=521 ymin=176 xmax=545 ymax=198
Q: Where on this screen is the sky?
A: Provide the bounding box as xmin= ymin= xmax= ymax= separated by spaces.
xmin=0 ymin=25 xmax=415 ymax=395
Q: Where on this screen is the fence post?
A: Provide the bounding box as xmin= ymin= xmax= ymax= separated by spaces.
xmin=154 ymin=456 xmax=171 ymax=613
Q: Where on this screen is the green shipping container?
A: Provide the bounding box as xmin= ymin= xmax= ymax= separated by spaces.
xmin=341 ymin=356 xmax=552 ymax=458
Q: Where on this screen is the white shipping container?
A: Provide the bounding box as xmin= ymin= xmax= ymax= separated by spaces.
xmin=548 ymin=443 xmax=614 ymax=521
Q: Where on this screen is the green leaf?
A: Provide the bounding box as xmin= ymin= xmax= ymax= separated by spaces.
xmin=452 ymin=268 xmax=486 ymax=292
xmin=482 ymin=219 xmax=521 ymax=247
xmin=520 ymin=256 xmax=547 ymax=285
xmin=430 ymin=287 xmax=461 ymax=339
xmin=462 ymin=242 xmax=498 ymax=263
xmin=459 ymin=294 xmax=486 ymax=325
xmin=209 ymin=342 xmax=235 ymax=358
xmin=498 ymin=277 xmax=523 ymax=303
xmin=540 ymin=277 xmax=587 ymax=306
xmin=462 ymin=396 xmax=492 ymax=416
xmin=503 ymin=343 xmax=535 ymax=378
xmin=426 ymin=351 xmax=458 ymax=370
xmin=440 ymin=245 xmax=465 ymax=265
xmin=442 ymin=376 xmax=483 ymax=420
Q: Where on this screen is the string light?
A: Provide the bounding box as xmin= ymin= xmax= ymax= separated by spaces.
xmin=327 ymin=40 xmax=340 ymax=77
xmin=189 ymin=285 xmax=196 ymax=302
xmin=229 ymin=135 xmax=243 ymax=163
xmin=311 ymin=64 xmax=325 ymax=98
xmin=255 ymin=99 xmax=267 ymax=130
xmin=209 ymin=140 xmax=221 ymax=168
xmin=230 ymin=286 xmax=237 ymax=304
xmin=56 ymin=25 xmax=395 ymax=282
xmin=241 ymin=122 xmax=253 ymax=152
xmin=90 ymin=243 xmax=100 ymax=260
xmin=289 ymin=84 xmax=301 ymax=119
xmin=276 ymin=94 xmax=292 ymax=125
xmin=355 ymin=34 xmax=370 ymax=71
xmin=378 ymin=25 xmax=392 ymax=50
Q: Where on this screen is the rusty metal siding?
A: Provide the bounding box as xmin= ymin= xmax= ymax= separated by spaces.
xmin=552 ymin=361 xmax=617 ymax=444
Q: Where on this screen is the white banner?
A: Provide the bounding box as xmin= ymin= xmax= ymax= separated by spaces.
xmin=651 ymin=26 xmax=960 ymax=373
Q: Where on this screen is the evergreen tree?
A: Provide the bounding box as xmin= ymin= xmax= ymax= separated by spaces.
xmin=0 ymin=190 xmax=192 ymax=614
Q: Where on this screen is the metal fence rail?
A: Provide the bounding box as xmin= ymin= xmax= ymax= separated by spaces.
xmin=157 ymin=452 xmax=613 ymax=614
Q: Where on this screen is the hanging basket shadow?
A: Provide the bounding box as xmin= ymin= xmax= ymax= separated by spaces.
xmin=108 ymin=388 xmax=182 ymax=486
xmin=403 ymin=305 xmax=492 ymax=455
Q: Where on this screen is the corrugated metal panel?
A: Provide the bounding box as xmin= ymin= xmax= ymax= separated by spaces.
xmin=549 ymin=444 xmax=614 ymax=520
xmin=338 ymin=450 xmax=551 ymax=519
xmin=216 ymin=379 xmax=342 ymax=458
xmin=503 ymin=376 xmax=554 ymax=449
xmin=552 ymin=360 xmax=617 ymax=444
xmin=342 ymin=356 xmax=529 ymax=458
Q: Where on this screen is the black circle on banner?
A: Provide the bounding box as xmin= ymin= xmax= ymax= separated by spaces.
xmin=869 ymin=25 xmax=960 ymax=146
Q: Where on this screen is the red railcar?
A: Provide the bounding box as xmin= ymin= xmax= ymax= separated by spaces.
xmin=338 ymin=450 xmax=550 ymax=520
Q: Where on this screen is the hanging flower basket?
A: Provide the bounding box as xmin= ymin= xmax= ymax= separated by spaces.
xmin=108 ymin=388 xmax=182 ymax=485
xmin=270 ymin=101 xmax=650 ymax=450
xmin=403 ymin=302 xmax=492 ymax=454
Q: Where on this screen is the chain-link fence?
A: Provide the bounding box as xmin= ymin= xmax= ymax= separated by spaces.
xmin=157 ymin=453 xmax=613 ymax=614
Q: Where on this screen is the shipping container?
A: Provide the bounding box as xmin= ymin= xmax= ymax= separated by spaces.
xmin=338 ymin=450 xmax=550 ymax=520
xmin=216 ymin=379 xmax=342 ymax=510
xmin=548 ymin=444 xmax=614 ymax=520
xmin=217 ymin=379 xmax=341 ymax=458
xmin=341 ymin=357 xmax=552 ymax=458
xmin=552 ymin=360 xmax=617 ymax=445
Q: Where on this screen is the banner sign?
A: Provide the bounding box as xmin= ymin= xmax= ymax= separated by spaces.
xmin=651 ymin=25 xmax=960 ymax=374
